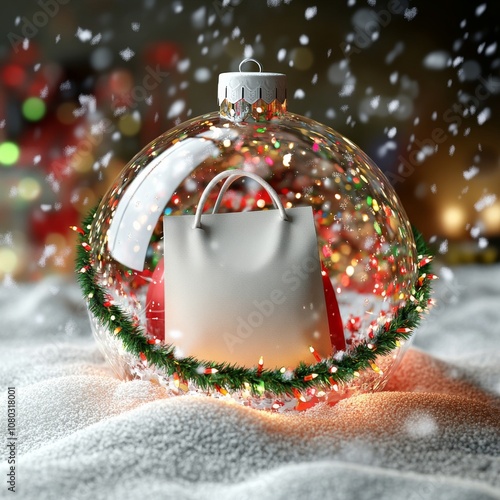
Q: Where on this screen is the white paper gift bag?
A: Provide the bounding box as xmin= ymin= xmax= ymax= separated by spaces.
xmin=163 ymin=170 xmax=332 ymax=368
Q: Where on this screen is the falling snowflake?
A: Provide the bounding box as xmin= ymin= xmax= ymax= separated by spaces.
xmin=474 ymin=194 xmax=497 ymax=212
xmin=119 ymin=47 xmax=135 ymax=61
xmin=305 ymin=6 xmax=317 ymax=20
xmin=194 ymin=67 xmax=211 ymax=82
xmin=475 ymin=3 xmax=487 ymax=16
xmin=294 ymin=89 xmax=305 ymax=99
xmin=385 ymin=41 xmax=405 ymax=64
xmin=403 ymin=7 xmax=417 ymax=21
xmin=99 ymin=152 xmax=113 ymax=168
xmin=478 ymin=237 xmax=488 ymax=249
xmin=463 ymin=166 xmax=479 ymax=180
xmin=75 ymin=27 xmax=92 ymax=42
xmin=422 ymin=51 xmax=449 ymax=70
xmin=167 ymin=99 xmax=186 ymax=119
xmin=172 ymin=1 xmax=183 ymax=14
xmin=387 ymin=99 xmax=400 ymax=113
xmin=177 ymin=59 xmax=190 ymax=73
xmin=339 ymin=80 xmax=355 ymax=97
xmin=439 ymin=240 xmax=448 ymax=254
xmin=477 ymin=107 xmax=491 ymax=125
xmin=377 ymin=141 xmax=396 ymax=157
xmin=325 ymin=108 xmax=336 ymax=119
xmin=470 ymin=226 xmax=481 ymax=238
xmin=370 ymin=96 xmax=380 ymax=109
xmin=485 ymin=42 xmax=497 ymax=56
xmin=64 ymin=145 xmax=77 ymax=157
xmin=38 ymin=245 xmax=57 ymax=267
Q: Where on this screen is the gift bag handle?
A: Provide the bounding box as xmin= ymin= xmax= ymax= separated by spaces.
xmin=193 ymin=169 xmax=288 ymax=229
xmin=212 ymin=172 xmax=282 ymax=215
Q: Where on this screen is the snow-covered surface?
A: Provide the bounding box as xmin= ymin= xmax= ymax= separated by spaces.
xmin=1 ymin=262 xmax=500 ymax=500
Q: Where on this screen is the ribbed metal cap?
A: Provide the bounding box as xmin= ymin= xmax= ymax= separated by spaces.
xmin=218 ymin=58 xmax=286 ymax=105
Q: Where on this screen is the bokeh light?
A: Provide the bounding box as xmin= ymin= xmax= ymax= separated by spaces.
xmin=22 ymin=97 xmax=47 ymax=122
xmin=289 ymin=47 xmax=314 ymax=70
xmin=0 ymin=248 xmax=18 ymax=275
xmin=71 ymin=152 xmax=95 ymax=173
xmin=441 ymin=205 xmax=466 ymax=237
xmin=0 ymin=142 xmax=20 ymax=166
xmin=56 ymin=102 xmax=78 ymax=125
xmin=18 ymin=177 xmax=42 ymax=201
xmin=118 ymin=113 xmax=141 ymax=136
xmin=1 ymin=63 xmax=26 ymax=87
xmin=481 ymin=203 xmax=500 ymax=235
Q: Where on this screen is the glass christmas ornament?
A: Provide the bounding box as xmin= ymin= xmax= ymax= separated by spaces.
xmin=82 ymin=59 xmax=429 ymax=412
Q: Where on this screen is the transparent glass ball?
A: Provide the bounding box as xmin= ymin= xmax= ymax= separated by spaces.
xmin=86 ymin=104 xmax=418 ymax=411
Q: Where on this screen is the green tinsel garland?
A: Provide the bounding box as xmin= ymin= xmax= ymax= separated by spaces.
xmin=76 ymin=206 xmax=434 ymax=396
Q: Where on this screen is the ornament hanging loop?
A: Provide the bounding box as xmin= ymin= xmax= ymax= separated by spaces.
xmin=239 ymin=58 xmax=262 ymax=73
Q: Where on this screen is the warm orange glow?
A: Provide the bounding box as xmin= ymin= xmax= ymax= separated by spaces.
xmin=441 ymin=205 xmax=466 ymax=237
xmin=481 ymin=203 xmax=500 ymax=234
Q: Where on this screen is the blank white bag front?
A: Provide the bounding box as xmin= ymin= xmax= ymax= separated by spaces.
xmin=163 ymin=206 xmax=332 ymax=368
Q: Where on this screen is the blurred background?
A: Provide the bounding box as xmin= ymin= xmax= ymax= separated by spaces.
xmin=0 ymin=0 xmax=499 ymax=282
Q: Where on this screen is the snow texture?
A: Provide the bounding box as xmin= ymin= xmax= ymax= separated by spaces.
xmin=1 ymin=263 xmax=500 ymax=500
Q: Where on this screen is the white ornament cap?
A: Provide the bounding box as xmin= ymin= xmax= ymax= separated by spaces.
xmin=218 ymin=58 xmax=286 ymax=105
